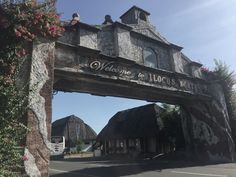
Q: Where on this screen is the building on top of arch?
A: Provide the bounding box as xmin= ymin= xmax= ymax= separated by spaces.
xmin=57 ymin=5 xmax=203 ymax=80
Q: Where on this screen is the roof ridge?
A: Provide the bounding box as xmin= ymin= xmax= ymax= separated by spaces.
xmin=120 ymin=5 xmax=150 ymax=19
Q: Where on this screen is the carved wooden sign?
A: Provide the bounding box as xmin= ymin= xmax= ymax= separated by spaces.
xmin=74 ymin=55 xmax=209 ymax=96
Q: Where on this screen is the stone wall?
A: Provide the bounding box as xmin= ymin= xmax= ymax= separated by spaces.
xmin=181 ymin=82 xmax=235 ymax=162
xmin=98 ymin=25 xmax=116 ymax=56
xmin=58 ymin=24 xmax=98 ymax=50
xmin=58 ymin=30 xmax=79 ymax=45
xmin=80 ymin=28 xmax=98 ymax=50
xmin=55 ymin=44 xmax=76 ymax=68
xmin=190 ymin=65 xmax=202 ymax=78
xmin=171 ymin=48 xmax=185 ymax=74
xmin=24 ymin=40 xmax=55 ymax=177
xmin=116 ymin=27 xmax=133 ymax=60
xmin=182 ymin=57 xmax=191 ymax=76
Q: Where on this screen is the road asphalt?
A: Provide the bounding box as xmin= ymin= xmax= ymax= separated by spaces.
xmin=50 ymin=157 xmax=236 ymax=177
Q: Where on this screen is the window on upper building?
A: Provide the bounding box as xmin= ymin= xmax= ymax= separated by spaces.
xmin=139 ymin=12 xmax=147 ymax=21
xmin=143 ymin=48 xmax=158 ymax=68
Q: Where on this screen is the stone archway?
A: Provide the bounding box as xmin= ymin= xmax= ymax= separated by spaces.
xmin=23 ymin=39 xmax=235 ymax=177
xmin=22 ymin=6 xmax=235 ymax=177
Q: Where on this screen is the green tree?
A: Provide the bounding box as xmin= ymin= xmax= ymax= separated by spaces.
xmin=160 ymin=104 xmax=185 ymax=150
xmin=76 ymin=140 xmax=84 ymax=153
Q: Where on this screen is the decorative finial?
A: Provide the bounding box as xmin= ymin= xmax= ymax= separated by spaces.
xmin=70 ymin=12 xmax=80 ymax=26
xmin=102 ymin=14 xmax=113 ymax=25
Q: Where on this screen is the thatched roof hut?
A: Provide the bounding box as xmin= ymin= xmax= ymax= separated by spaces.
xmin=52 ymin=115 xmax=97 ymax=147
xmin=97 ymin=104 xmax=164 ymax=141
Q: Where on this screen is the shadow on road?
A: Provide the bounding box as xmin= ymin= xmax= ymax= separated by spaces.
xmin=50 ymin=155 xmax=232 ymax=177
xmin=51 ymin=162 xmax=161 ymax=177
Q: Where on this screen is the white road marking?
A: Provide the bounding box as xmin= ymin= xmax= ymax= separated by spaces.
xmin=49 ymin=168 xmax=99 ymax=177
xmin=49 ymin=168 xmax=68 ymax=173
xmin=50 ymin=161 xmax=65 ymax=164
xmin=171 ymin=170 xmax=227 ymax=177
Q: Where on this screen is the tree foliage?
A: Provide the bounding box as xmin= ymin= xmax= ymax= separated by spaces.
xmin=160 ymin=104 xmax=185 ymax=150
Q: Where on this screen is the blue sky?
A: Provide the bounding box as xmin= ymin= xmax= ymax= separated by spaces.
xmin=53 ymin=0 xmax=236 ymax=133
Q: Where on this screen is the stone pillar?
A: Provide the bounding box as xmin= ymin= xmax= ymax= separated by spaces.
xmin=181 ymin=82 xmax=235 ymax=162
xmin=23 ymin=40 xmax=55 ymax=177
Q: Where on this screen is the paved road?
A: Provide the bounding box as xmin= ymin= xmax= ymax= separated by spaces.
xmin=50 ymin=157 xmax=236 ymax=177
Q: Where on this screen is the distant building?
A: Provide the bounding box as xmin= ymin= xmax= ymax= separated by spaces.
xmin=97 ymin=104 xmax=183 ymax=156
xmin=52 ymin=115 xmax=97 ymax=152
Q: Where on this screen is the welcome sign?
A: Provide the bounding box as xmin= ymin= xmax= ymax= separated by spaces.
xmin=74 ymin=55 xmax=209 ymax=96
